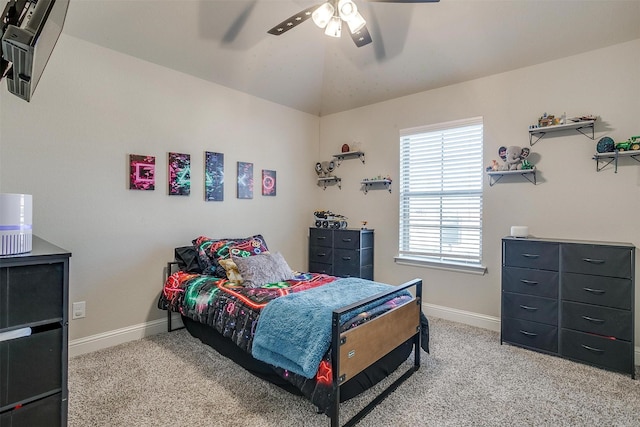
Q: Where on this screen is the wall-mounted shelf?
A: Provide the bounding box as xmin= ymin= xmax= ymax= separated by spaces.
xmin=361 ymin=179 xmax=392 ymax=194
xmin=317 ymin=176 xmax=342 ymax=190
xmin=529 ymin=120 xmax=595 ymax=145
xmin=592 ymin=151 xmax=640 ymax=173
xmin=486 ymin=168 xmax=536 ymax=186
xmin=333 ymin=151 xmax=365 ymax=166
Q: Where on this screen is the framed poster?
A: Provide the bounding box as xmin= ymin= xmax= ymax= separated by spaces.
xmin=205 ymin=151 xmax=224 ymax=201
xmin=129 ymin=154 xmax=155 ymax=190
xmin=237 ymin=161 xmax=253 ymax=199
xmin=168 ymin=152 xmax=191 ymax=196
xmin=262 ymin=169 xmax=276 ymax=196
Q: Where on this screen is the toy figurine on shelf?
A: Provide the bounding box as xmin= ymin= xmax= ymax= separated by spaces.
xmin=486 ymin=160 xmax=499 ymax=172
xmin=361 ymin=221 xmax=368 ymax=230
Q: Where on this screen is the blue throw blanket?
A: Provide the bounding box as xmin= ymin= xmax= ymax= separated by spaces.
xmin=251 ymin=277 xmax=410 ymax=378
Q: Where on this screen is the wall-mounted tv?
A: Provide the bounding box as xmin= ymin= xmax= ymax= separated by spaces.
xmin=1 ymin=0 xmax=69 ymax=102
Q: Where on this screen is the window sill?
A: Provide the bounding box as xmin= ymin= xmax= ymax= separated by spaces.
xmin=394 ymin=256 xmax=487 ymax=275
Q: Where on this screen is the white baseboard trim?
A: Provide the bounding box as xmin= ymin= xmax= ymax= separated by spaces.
xmin=71 ymin=305 xmax=639 ymax=367
xmin=422 ymin=302 xmax=640 ymax=366
xmin=68 ymin=314 xmax=183 ymax=358
xmin=422 ymin=301 xmax=501 ymax=332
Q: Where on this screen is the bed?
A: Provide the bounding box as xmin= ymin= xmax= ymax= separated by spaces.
xmin=157 ymin=234 xmax=429 ymax=427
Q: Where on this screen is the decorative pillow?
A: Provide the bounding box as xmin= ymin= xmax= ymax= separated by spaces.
xmin=174 ymin=246 xmax=202 ymax=273
xmin=192 ymin=235 xmax=269 ymax=277
xmin=218 ymin=258 xmax=244 ymax=284
xmin=232 ymin=252 xmax=294 ymax=288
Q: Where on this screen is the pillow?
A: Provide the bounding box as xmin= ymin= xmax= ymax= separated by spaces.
xmin=192 ymin=235 xmax=269 ymax=277
xmin=218 ymin=258 xmax=244 ymax=284
xmin=232 ymin=252 xmax=293 ymax=288
xmin=174 ymin=246 xmax=203 ymax=273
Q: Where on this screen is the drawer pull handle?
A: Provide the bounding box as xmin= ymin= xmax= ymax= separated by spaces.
xmin=583 ymin=287 xmax=605 ymax=295
xmin=317 ymin=253 xmax=327 ymax=257
xmin=520 ymin=279 xmax=539 ymax=285
xmin=582 ymin=258 xmax=605 ymax=264
xmin=521 ymin=253 xmax=539 ymax=259
xmin=581 ymin=315 xmax=605 ymax=324
xmin=519 ymin=330 xmax=537 ymax=337
xmin=581 ymin=344 xmax=604 ymax=353
xmin=519 ymin=305 xmax=538 ymax=311
xmin=342 ymin=238 xmax=352 ymax=242
xmin=316 ymin=236 xmax=327 ymax=240
xmin=342 ymin=256 xmax=352 ymax=261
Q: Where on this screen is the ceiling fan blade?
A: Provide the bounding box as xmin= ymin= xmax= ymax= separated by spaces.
xmin=350 ymin=25 xmax=373 ymax=48
xmin=267 ymin=4 xmax=320 ymax=36
xmin=366 ymin=1 xmax=440 ymax=3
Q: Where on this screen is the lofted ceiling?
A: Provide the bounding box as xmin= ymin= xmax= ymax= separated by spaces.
xmin=61 ymin=0 xmax=640 ymax=116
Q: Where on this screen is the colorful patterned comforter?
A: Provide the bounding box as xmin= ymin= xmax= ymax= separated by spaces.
xmin=157 ymin=271 xmax=428 ymax=413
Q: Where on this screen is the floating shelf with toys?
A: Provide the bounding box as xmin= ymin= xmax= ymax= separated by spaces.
xmin=486 ymin=145 xmax=537 ymax=186
xmin=486 ymin=168 xmax=536 ymax=187
xmin=333 ymin=150 xmax=365 ymax=166
xmin=528 ymin=114 xmax=597 ymax=146
xmin=360 ymin=177 xmax=392 ymax=194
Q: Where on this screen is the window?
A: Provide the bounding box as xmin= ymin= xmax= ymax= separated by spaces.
xmin=397 ymin=117 xmax=485 ymax=274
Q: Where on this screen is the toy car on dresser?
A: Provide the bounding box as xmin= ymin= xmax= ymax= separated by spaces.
xmin=314 ymin=210 xmax=348 ymax=229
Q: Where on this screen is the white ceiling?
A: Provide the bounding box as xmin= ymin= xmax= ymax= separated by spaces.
xmin=61 ymin=0 xmax=640 ymax=116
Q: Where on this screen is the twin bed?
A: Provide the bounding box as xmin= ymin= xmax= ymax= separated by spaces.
xmin=157 ymin=234 xmax=429 ymax=426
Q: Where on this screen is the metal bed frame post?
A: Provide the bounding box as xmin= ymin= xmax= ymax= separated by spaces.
xmin=165 ymin=261 xmax=184 ymax=333
xmin=329 ymin=279 xmax=423 ymax=427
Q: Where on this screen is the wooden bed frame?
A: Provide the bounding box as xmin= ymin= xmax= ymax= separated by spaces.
xmin=163 ymin=261 xmax=422 ymax=427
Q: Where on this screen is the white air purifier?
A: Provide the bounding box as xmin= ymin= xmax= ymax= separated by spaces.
xmin=0 ymin=193 xmax=33 ymax=255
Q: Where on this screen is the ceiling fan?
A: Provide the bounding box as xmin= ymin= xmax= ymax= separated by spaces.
xmin=267 ymin=0 xmax=440 ymax=48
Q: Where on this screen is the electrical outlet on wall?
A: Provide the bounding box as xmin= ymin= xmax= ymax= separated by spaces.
xmin=72 ymin=301 xmax=86 ymax=319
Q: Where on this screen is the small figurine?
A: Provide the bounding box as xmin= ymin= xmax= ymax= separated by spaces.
xmin=361 ymin=221 xmax=368 ymax=229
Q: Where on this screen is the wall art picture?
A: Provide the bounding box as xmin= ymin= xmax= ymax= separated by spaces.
xmin=168 ymin=152 xmax=191 ymax=196
xmin=129 ymin=154 xmax=155 ymax=190
xmin=237 ymin=161 xmax=253 ymax=199
xmin=262 ymin=169 xmax=276 ymax=196
xmin=205 ymin=151 xmax=224 ymax=201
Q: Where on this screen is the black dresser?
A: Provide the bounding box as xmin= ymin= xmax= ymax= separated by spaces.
xmin=0 ymin=237 xmax=71 ymax=426
xmin=308 ymin=228 xmax=374 ymax=280
xmin=501 ymin=236 xmax=635 ymax=378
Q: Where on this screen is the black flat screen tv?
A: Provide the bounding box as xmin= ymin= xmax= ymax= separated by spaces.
xmin=1 ymin=0 xmax=69 ymax=102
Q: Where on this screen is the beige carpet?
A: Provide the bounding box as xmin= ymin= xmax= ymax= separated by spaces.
xmin=68 ymin=318 xmax=640 ymax=426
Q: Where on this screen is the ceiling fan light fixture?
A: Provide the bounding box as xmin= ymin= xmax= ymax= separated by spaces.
xmin=312 ymin=2 xmax=335 ymax=29
xmin=346 ymin=11 xmax=366 ymax=34
xmin=325 ymin=15 xmax=342 ymax=38
xmin=338 ymin=0 xmax=357 ymax=20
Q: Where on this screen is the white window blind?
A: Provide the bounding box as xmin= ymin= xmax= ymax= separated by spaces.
xmin=399 ymin=117 xmax=483 ymax=267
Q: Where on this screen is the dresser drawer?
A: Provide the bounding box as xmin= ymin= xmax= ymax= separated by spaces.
xmin=309 ymin=246 xmax=333 ymax=264
xmin=502 ymin=318 xmax=558 ymax=353
xmin=561 ymin=301 xmax=632 ymax=341
xmin=0 ymin=263 xmax=64 ymax=329
xmin=0 ymin=392 xmax=62 ymax=427
xmin=333 ymin=248 xmax=360 ymax=271
xmin=562 ymin=273 xmax=632 ymax=310
xmin=502 ymin=292 xmax=558 ymax=325
xmin=560 ymin=329 xmax=633 ymax=375
xmin=0 ymin=327 xmax=62 ymax=409
xmin=308 ymin=262 xmax=332 ymax=275
xmin=333 ymin=230 xmax=362 ymax=250
xmin=561 ymin=244 xmax=632 ymax=278
xmin=502 ymin=267 xmax=558 ymax=298
xmin=309 ymin=228 xmax=333 ymax=248
xmin=503 ymin=240 xmax=559 ymax=271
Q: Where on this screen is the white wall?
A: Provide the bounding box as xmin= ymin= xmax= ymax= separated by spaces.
xmin=0 ymin=34 xmax=320 ymax=341
xmin=317 ymin=39 xmax=640 ymax=340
